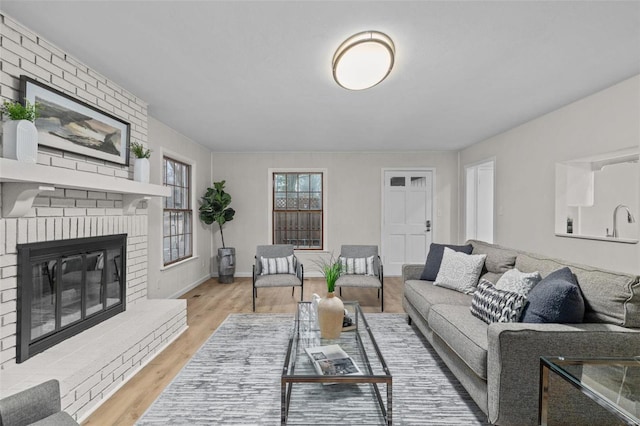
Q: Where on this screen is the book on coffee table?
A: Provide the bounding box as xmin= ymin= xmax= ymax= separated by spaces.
xmin=305 ymin=344 xmax=362 ymax=377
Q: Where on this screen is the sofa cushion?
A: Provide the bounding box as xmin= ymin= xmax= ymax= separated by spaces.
xmin=468 ymin=240 xmax=517 ymax=274
xmin=254 ymin=273 xmax=301 ymax=287
xmin=434 ymin=248 xmax=486 ymax=294
xmin=429 ymin=304 xmax=489 ymax=379
xmin=420 ymin=243 xmax=473 ymax=281
xmin=404 ymin=280 xmax=473 ymax=322
xmin=515 ymin=253 xmax=640 ymax=327
xmin=495 ymin=268 xmax=541 ymax=296
xmin=30 ymin=411 xmax=79 ymax=426
xmin=471 ymin=279 xmax=528 ymax=324
xmin=335 ymin=274 xmax=381 ymax=288
xmin=479 ymin=271 xmax=504 ymax=285
xmin=521 ymin=267 xmax=585 ymax=323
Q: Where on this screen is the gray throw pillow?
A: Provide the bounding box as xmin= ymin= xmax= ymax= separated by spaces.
xmin=434 ymin=248 xmax=486 ymax=294
xmin=520 ymin=267 xmax=585 ymax=323
xmin=471 ymin=279 xmax=528 ymax=324
xmin=420 ymin=243 xmax=473 ymax=281
xmin=495 ymin=268 xmax=542 ymax=296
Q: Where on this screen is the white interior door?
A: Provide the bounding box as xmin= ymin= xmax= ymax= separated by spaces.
xmin=382 ymin=170 xmax=433 ymax=276
xmin=465 ymin=160 xmax=495 ymax=243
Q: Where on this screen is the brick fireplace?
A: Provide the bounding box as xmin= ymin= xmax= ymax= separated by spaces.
xmin=0 ymin=13 xmax=187 ymax=422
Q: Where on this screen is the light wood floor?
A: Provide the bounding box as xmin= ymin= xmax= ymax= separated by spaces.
xmin=83 ymin=276 xmax=406 ymax=425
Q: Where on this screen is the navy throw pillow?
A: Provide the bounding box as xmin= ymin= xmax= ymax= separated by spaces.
xmin=520 ymin=267 xmax=585 ymax=323
xmin=420 ymin=243 xmax=473 ymax=281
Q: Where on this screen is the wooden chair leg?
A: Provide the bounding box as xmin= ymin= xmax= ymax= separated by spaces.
xmin=339 ymin=287 xmax=342 ymax=297
xmin=291 ymin=287 xmax=294 ymax=296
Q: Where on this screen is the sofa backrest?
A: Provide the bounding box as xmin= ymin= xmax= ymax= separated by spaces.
xmin=514 ymin=252 xmax=640 ymax=328
xmin=468 ymin=240 xmax=517 ymax=284
xmin=469 ymin=240 xmax=640 ymax=328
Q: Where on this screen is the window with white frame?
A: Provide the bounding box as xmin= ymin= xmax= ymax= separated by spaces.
xmin=163 ymin=157 xmax=193 ymax=265
xmin=272 ymin=172 xmax=323 ymax=250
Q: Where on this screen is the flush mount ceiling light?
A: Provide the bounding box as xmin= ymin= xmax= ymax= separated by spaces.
xmin=332 ymin=31 xmax=395 ymax=91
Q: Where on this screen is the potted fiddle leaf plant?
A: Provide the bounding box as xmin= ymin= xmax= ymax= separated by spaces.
xmin=130 ymin=141 xmax=151 ymax=183
xmin=199 ymin=180 xmax=236 ymax=283
xmin=314 ymin=254 xmax=344 ymax=339
xmin=1 ymin=99 xmax=39 ymax=163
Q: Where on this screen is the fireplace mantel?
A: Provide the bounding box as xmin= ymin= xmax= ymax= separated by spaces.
xmin=0 ymin=158 xmax=170 ymax=217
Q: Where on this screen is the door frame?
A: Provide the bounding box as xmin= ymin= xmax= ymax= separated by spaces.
xmin=463 ymin=158 xmax=496 ymax=243
xmin=380 ymin=167 xmax=436 ymax=275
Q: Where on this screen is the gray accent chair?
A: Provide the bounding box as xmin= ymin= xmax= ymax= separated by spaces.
xmin=335 ymin=245 xmax=384 ymax=311
xmin=252 ymin=245 xmax=303 ymax=312
xmin=0 ymin=379 xmax=78 ymax=426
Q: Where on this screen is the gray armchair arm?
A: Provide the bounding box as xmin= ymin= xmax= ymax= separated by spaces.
xmin=487 ymin=322 xmax=640 ymax=425
xmin=402 ymin=264 xmax=423 ymax=282
xmin=0 ymin=379 xmax=65 ymax=426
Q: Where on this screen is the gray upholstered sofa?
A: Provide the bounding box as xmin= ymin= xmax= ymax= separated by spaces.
xmin=403 ymin=240 xmax=640 ymax=425
xmin=0 ymin=379 xmax=78 ymax=425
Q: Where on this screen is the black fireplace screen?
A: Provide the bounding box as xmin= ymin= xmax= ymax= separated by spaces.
xmin=17 ymin=234 xmax=126 ymax=363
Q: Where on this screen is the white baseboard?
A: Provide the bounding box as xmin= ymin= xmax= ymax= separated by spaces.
xmin=168 ymin=275 xmax=211 ymax=299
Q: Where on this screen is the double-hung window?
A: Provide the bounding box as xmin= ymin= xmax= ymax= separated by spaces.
xmin=163 ymin=157 xmax=193 ymax=265
xmin=272 ymin=172 xmax=323 ymax=250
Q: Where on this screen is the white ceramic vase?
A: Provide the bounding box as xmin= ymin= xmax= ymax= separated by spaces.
xmin=2 ymin=120 xmax=38 ymax=163
xmin=317 ymin=292 xmax=344 ymax=339
xmin=133 ymin=157 xmax=150 ymax=183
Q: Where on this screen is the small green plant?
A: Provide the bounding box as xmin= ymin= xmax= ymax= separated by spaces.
xmin=1 ymin=99 xmax=39 ymax=122
xmin=130 ymin=142 xmax=151 ymax=159
xmin=314 ymin=254 xmax=342 ymax=293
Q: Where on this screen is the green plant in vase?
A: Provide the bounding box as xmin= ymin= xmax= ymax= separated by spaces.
xmin=1 ymin=99 xmax=39 ymax=122
xmin=314 ymin=254 xmax=343 ymax=293
xmin=1 ymin=99 xmax=40 ymax=163
xmin=130 ymin=141 xmax=151 ymax=159
xmin=199 ymin=180 xmax=237 ymax=283
xmin=130 ymin=142 xmax=151 ymax=183
xmin=314 ymin=254 xmax=344 ymax=339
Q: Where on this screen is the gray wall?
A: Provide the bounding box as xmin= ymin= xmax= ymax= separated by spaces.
xmin=210 ymin=151 xmax=459 ymax=277
xmin=147 ymin=117 xmax=213 ymax=298
xmin=459 ymin=75 xmax=640 ymax=274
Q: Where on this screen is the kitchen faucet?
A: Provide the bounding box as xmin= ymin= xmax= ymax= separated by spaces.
xmin=607 ymin=204 xmax=636 ymax=238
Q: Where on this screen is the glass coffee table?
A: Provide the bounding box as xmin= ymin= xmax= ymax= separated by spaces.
xmin=281 ymin=301 xmax=392 ymax=425
xmin=539 ymin=356 xmax=640 ymax=425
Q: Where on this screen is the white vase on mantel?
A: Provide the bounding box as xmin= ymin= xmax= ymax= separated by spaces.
xmin=2 ymin=120 xmax=38 ymax=163
xmin=133 ymin=158 xmax=150 ymax=183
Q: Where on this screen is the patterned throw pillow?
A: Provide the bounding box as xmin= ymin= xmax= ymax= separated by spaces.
xmin=434 ymin=247 xmax=486 ymax=294
xmin=260 ymin=255 xmax=295 ymax=275
xmin=495 ymin=268 xmax=542 ymax=296
xmin=339 ymin=256 xmax=375 ymax=275
xmin=471 ymin=279 xmax=528 ymax=324
xmin=420 ymin=243 xmax=473 ymax=281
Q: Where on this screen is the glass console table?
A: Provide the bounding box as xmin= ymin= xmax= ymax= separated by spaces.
xmin=539 ymin=356 xmax=640 ymax=425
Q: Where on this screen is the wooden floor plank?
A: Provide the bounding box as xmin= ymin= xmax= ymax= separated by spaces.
xmin=82 ymin=276 xmax=406 ymax=425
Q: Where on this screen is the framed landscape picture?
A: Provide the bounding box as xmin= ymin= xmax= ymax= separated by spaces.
xmin=20 ymin=75 xmax=130 ymax=165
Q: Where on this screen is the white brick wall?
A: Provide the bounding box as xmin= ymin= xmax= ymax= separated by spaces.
xmin=0 ymin=12 xmax=187 ymax=421
xmin=0 ymin=12 xmax=154 ymax=366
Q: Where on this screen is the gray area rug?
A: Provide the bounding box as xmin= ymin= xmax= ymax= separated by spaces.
xmin=137 ymin=313 xmax=488 ymax=425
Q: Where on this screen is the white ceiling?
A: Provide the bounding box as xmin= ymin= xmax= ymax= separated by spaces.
xmin=1 ymin=1 xmax=639 ymax=153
